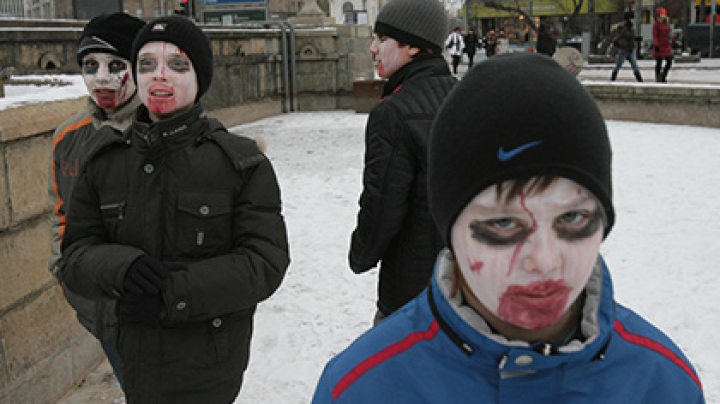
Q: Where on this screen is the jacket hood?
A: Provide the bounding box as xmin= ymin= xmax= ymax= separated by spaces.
xmin=130 ymin=103 xmax=209 ymax=154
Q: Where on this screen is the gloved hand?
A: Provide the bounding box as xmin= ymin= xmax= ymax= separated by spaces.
xmin=654 ymin=45 xmax=660 ymax=52
xmin=124 ymin=255 xmax=168 ymax=296
xmin=117 ymin=294 xmax=166 ymax=326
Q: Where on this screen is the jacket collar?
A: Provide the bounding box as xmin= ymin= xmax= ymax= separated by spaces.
xmin=129 ymin=102 xmax=208 ymax=154
xmin=381 ymin=56 xmax=452 ymax=98
xmin=89 ymin=94 xmax=142 ymax=132
xmin=429 ymin=250 xmax=613 ymax=369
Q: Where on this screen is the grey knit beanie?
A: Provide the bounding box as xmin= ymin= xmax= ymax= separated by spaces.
xmin=374 ymin=0 xmax=449 ymax=53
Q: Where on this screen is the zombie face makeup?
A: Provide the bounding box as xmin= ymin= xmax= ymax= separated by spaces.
xmin=136 ymin=41 xmax=198 ymax=122
xmin=81 ymin=52 xmax=135 ymax=113
xmin=450 ymin=177 xmax=604 ymax=332
xmin=368 ymin=35 xmax=417 ymax=79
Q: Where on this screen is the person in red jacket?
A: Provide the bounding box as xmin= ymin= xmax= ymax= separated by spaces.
xmin=653 ymin=7 xmax=674 ymax=82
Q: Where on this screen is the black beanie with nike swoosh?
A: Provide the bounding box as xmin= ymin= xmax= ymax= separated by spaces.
xmin=428 ymin=53 xmax=614 ymax=246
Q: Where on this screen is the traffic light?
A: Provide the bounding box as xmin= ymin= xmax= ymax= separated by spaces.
xmin=176 ymin=0 xmax=189 ymax=16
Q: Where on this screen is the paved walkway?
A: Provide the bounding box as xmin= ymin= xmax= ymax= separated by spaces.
xmin=55 ymin=359 xmax=123 ymax=403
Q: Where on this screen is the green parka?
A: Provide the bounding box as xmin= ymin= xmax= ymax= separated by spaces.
xmin=60 ymin=103 xmax=290 ymax=404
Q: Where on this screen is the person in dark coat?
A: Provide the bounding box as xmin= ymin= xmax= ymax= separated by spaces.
xmin=49 ymin=12 xmax=146 ymax=389
xmin=536 ymin=23 xmax=556 ymax=56
xmin=483 ymin=29 xmax=498 ymax=57
xmin=59 ymin=15 xmax=290 ymax=404
xmin=350 ymin=0 xmax=457 ymax=325
xmin=611 ymin=12 xmax=643 ymax=82
xmin=653 ymin=7 xmax=674 ymax=82
xmin=464 ymin=27 xmax=481 ymax=67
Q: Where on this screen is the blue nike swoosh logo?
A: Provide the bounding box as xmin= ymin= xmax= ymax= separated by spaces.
xmin=497 ymin=140 xmax=543 ymax=162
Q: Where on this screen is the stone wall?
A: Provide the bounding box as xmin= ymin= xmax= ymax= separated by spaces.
xmin=0 ymin=21 xmax=374 ymax=114
xmin=585 ymin=84 xmax=720 ymax=128
xmin=0 ymin=98 xmax=100 ymax=404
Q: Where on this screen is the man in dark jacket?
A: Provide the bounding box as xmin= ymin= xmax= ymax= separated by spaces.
xmin=536 ymin=23 xmax=556 ymax=56
xmin=59 ymin=16 xmax=290 ymax=403
xmin=464 ymin=27 xmax=481 ymax=67
xmin=611 ymin=11 xmax=643 ymax=82
xmin=349 ymin=0 xmax=456 ymax=325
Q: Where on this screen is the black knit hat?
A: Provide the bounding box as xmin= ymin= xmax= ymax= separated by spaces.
xmin=131 ymin=15 xmax=213 ymax=101
xmin=374 ymin=0 xmax=449 ymax=53
xmin=77 ymin=13 xmax=146 ymax=66
xmin=624 ymin=11 xmax=635 ymax=21
xmin=428 ymin=53 xmax=614 ymax=247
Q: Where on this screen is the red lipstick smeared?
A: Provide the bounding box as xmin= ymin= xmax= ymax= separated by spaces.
xmin=146 ymin=84 xmax=176 ymax=115
xmin=94 ymin=89 xmax=118 ymax=109
xmin=498 ymin=279 xmax=570 ymax=329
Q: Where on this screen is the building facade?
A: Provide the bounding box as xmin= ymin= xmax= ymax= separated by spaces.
xmin=0 ymin=0 xmax=25 ymax=16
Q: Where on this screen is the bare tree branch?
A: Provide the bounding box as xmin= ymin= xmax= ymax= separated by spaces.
xmin=481 ymin=1 xmax=537 ymax=31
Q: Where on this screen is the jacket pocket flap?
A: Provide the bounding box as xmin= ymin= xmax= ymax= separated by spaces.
xmin=177 ymin=192 xmax=232 ymax=218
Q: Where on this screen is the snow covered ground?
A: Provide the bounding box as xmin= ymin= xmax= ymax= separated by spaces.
xmin=3 ymin=63 xmax=717 ymax=403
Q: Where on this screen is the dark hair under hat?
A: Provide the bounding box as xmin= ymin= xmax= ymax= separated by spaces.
xmin=77 ymin=12 xmax=146 ymax=66
xmin=131 ymin=15 xmax=213 ymax=101
xmin=428 ymin=53 xmax=614 ymax=247
xmin=374 ymin=0 xmax=448 ymax=53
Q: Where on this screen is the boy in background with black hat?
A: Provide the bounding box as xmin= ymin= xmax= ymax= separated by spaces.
xmin=348 ymin=0 xmax=457 ymax=326
xmin=49 ymin=12 xmax=146 ymax=388
xmin=58 ymin=15 xmax=289 ymax=403
xmin=313 ymin=53 xmax=703 ymax=403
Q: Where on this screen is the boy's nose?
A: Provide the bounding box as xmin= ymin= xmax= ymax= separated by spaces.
xmin=519 ymin=230 xmax=561 ymax=275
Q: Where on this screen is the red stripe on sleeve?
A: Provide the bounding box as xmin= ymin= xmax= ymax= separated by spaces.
xmin=331 ymin=320 xmax=440 ymax=401
xmin=614 ymin=319 xmax=702 ymax=391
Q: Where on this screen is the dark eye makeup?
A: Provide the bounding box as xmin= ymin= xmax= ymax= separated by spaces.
xmin=468 ymin=209 xmax=603 ymax=246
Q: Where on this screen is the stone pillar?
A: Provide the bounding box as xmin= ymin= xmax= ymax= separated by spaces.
xmin=0 ymin=67 xmax=14 ymax=98
xmin=288 ymin=0 xmax=335 ymax=27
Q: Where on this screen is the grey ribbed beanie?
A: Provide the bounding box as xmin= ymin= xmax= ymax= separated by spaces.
xmin=374 ymin=0 xmax=448 ymax=52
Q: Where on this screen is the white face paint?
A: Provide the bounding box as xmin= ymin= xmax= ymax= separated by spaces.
xmin=368 ymin=35 xmax=416 ymax=79
xmin=135 ymin=41 xmax=198 ymax=122
xmin=450 ymin=177 xmax=604 ymax=331
xmin=81 ymin=52 xmax=135 ymax=113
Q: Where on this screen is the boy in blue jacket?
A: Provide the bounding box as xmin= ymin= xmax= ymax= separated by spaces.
xmin=312 ymin=53 xmax=704 ymax=403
